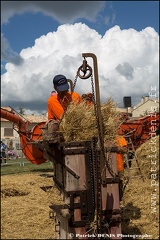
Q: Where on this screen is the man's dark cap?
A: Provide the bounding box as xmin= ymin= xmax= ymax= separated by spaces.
xmin=53 ymin=74 xmax=69 ymax=91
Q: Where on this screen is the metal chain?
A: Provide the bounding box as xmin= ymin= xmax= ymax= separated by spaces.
xmin=72 ymin=72 xmax=79 ymax=92
xmin=90 ymin=75 xmax=102 ymax=233
xmin=90 ymin=75 xmax=102 ymax=148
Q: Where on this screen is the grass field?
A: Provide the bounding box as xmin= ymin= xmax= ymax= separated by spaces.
xmin=1 ymin=158 xmax=54 ymax=176
xmin=1 ymin=157 xmax=59 ymax=239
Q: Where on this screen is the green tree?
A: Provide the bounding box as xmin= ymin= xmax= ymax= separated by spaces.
xmin=19 ymin=106 xmax=25 ymax=115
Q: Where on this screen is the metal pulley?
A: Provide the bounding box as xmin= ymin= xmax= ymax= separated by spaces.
xmin=77 ymin=58 xmax=92 ymax=79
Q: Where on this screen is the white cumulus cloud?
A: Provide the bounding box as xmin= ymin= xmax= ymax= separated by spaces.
xmin=1 ymin=23 xmax=159 ymax=114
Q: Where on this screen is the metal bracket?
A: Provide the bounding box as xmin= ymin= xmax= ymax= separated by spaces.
xmin=102 ymin=209 xmax=121 ymax=215
xmin=103 ymin=177 xmax=120 ymax=185
xmin=62 ymin=148 xmax=87 ymax=155
xmin=102 ymin=209 xmax=122 ymax=223
xmin=67 ymin=190 xmax=94 ymax=227
xmin=50 ymin=190 xmax=95 ymax=228
xmin=49 ymin=204 xmax=70 ymax=219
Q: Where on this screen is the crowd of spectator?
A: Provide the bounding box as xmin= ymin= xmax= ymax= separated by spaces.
xmin=0 ymin=141 xmax=18 ymax=164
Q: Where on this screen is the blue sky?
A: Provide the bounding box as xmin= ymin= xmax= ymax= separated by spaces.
xmin=2 ymin=1 xmax=159 ymax=55
xmin=1 ymin=1 xmax=159 ymax=114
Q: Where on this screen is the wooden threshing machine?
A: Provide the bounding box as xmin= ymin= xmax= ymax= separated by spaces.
xmin=2 ymin=53 xmax=146 ymax=239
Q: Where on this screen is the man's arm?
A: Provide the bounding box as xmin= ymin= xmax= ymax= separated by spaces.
xmin=47 ymin=96 xmax=65 ymax=120
xmin=72 ymin=92 xmax=82 ymax=103
xmin=47 ymin=98 xmax=57 ymax=120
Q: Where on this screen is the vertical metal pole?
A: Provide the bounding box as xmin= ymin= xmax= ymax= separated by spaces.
xmin=82 ymin=53 xmax=105 ymax=234
xmin=82 ymin=53 xmax=104 ymax=142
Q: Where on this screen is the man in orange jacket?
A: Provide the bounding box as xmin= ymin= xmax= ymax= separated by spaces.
xmin=116 ymin=135 xmax=128 ymax=174
xmin=48 ymin=74 xmax=81 ymax=120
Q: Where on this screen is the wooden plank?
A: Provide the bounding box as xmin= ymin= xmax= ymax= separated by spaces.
xmin=101 ymin=152 xmax=122 ymax=239
xmin=55 ymin=152 xmax=87 ymax=239
xmin=65 ymin=154 xmax=86 ymax=191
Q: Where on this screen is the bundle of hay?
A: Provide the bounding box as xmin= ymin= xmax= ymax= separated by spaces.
xmin=1 ymin=173 xmax=62 ymax=240
xmin=121 ymin=137 xmax=159 ymax=239
xmin=59 ymin=98 xmax=122 ymax=143
xmin=121 ymin=177 xmax=159 ymax=239
xmin=131 ymin=135 xmax=159 ymax=178
xmin=101 ymin=99 xmax=122 ymax=144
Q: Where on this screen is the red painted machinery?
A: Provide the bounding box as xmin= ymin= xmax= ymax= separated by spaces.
xmin=1 ymin=108 xmax=46 ymax=164
xmin=118 ymin=113 xmax=160 ymax=149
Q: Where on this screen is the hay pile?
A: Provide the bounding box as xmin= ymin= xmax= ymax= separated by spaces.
xmin=1 ymin=173 xmax=63 ymax=240
xmin=121 ymin=178 xmax=159 ymax=239
xmin=60 ymin=98 xmax=121 ymax=143
xmin=1 ymin=136 xmax=159 ymax=239
xmin=131 ymin=135 xmax=159 ymax=178
xmin=121 ymin=135 xmax=159 ymax=239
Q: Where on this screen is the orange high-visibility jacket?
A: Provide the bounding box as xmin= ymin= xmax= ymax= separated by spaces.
xmin=116 ymin=135 xmax=127 ymax=172
xmin=47 ymin=92 xmax=81 ymax=120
